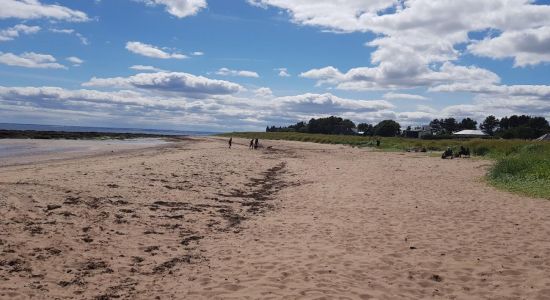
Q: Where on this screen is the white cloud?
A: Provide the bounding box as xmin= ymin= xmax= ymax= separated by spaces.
xmin=254 ymin=87 xmax=273 ymax=98
xmin=66 ymin=56 xmax=84 ymax=66
xmin=126 ymin=41 xmax=187 ymax=59
xmin=468 ymin=26 xmax=550 ymax=67
xmin=275 ymin=67 xmax=290 ymax=77
xmin=0 ymin=52 xmax=66 ymax=69
xmin=191 ymin=51 xmax=204 ymax=56
xmin=3 ymin=81 xmax=547 ymax=130
xmin=0 ymin=0 xmax=89 ymax=22
xmin=246 ymin=0 xmax=395 ymax=32
xmin=0 ymin=24 xmax=40 ymax=42
xmin=50 ymin=28 xmax=74 ymax=34
xmin=82 ymin=72 xmax=244 ymax=98
xmin=216 ymin=67 xmax=260 ymax=78
xmin=0 ymin=85 xmax=400 ymax=131
xmin=383 ymin=92 xmax=428 ymax=101
xmin=301 ymin=62 xmax=501 ymax=91
xmin=137 ymin=0 xmax=207 ymax=18
xmin=50 ymin=28 xmax=89 ymax=45
xmin=275 ymin=93 xmax=394 ymax=114
xmin=430 ymin=83 xmax=550 ymax=99
xmin=256 ymin=0 xmax=550 ymax=93
xmin=130 ymin=65 xmax=167 ymax=72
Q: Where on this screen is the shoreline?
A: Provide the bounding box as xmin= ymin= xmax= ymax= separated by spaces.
xmin=0 ymin=137 xmax=188 ymax=167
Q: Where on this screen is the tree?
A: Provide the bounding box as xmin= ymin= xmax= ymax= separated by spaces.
xmin=374 ymin=120 xmax=401 ymax=137
xmin=429 ymin=119 xmax=443 ymax=135
xmin=459 ymin=118 xmax=477 ymax=130
xmin=357 ymin=123 xmax=374 ymax=135
xmin=480 ymin=115 xmax=499 ymax=136
xmin=441 ymin=118 xmax=459 ymax=133
xmin=528 ymin=117 xmax=550 ymax=135
xmin=307 ymin=116 xmax=356 ymax=135
xmin=289 ymin=121 xmax=307 ymax=132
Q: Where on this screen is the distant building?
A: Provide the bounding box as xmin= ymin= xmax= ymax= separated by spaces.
xmin=403 ymin=125 xmax=433 ymax=139
xmin=453 ymin=130 xmax=488 ymax=138
xmin=536 ymin=133 xmax=550 ymax=141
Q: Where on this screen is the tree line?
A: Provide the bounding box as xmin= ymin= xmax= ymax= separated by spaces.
xmin=479 ymin=115 xmax=549 ymax=139
xmin=266 ymin=115 xmax=550 ymax=139
xmin=266 ymin=116 xmax=402 ymax=137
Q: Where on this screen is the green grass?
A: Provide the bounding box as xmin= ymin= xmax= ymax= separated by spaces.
xmin=220 ymin=132 xmax=550 ymax=199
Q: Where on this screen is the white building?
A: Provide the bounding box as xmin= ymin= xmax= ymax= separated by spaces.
xmin=453 ymin=130 xmax=488 ymax=138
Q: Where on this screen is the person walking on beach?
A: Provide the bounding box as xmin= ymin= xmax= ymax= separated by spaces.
xmin=254 ymin=138 xmax=259 ymax=150
xmin=228 ymin=137 xmax=232 ymax=149
xmin=249 ymin=139 xmax=254 ymax=149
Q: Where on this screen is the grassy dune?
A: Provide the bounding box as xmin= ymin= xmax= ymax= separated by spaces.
xmin=220 ymin=132 xmax=550 ymax=199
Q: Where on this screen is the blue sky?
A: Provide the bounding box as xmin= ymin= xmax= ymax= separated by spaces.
xmin=0 ymin=0 xmax=549 ymax=131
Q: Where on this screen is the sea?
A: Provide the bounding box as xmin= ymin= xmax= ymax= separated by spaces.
xmin=0 ymin=123 xmax=219 ymax=136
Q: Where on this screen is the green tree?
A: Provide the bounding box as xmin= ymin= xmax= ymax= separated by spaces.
xmin=374 ymin=120 xmax=401 ymax=137
xmin=429 ymin=119 xmax=444 ymax=135
xmin=459 ymin=118 xmax=477 ymax=130
xmin=307 ymin=116 xmax=356 ymax=135
xmin=480 ymin=115 xmax=499 ymax=136
xmin=357 ymin=123 xmax=374 ymax=135
xmin=441 ymin=118 xmax=459 ymax=133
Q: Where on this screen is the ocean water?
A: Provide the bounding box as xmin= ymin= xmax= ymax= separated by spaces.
xmin=0 ymin=123 xmax=219 ymax=136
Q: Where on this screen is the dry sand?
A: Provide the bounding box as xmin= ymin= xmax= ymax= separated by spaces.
xmin=1 ymin=137 xmax=550 ymax=299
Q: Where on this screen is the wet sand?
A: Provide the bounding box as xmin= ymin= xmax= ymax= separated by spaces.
xmin=0 ymin=138 xmax=172 ymax=167
xmin=1 ymin=137 xmax=550 ymax=299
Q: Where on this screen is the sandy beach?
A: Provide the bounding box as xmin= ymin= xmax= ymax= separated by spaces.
xmin=1 ymin=137 xmax=550 ymax=299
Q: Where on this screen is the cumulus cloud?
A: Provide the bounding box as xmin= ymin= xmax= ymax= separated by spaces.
xmin=0 ymin=24 xmax=40 ymax=42
xmin=254 ymin=87 xmax=273 ymax=98
xmin=275 ymin=67 xmax=290 ymax=77
xmin=66 ymin=56 xmax=84 ymax=67
xmin=257 ymin=0 xmax=550 ymax=93
xmin=0 ymin=86 xmax=166 ymax=107
xmin=246 ymin=0 xmax=395 ymax=32
xmin=83 ymin=72 xmax=244 ymax=98
xmin=275 ymin=93 xmax=394 ymax=114
xmin=137 ymin=0 xmax=207 ymax=18
xmin=0 ymin=52 xmax=66 ymax=69
xmin=130 ymin=65 xmax=167 ymax=72
xmin=468 ymin=26 xmax=550 ymax=67
xmin=191 ymin=51 xmax=204 ymax=56
xmin=215 ymin=67 xmax=260 ymax=78
xmin=126 ymin=41 xmax=187 ymax=59
xmin=3 ymin=80 xmax=547 ymax=130
xmin=383 ymin=92 xmax=428 ymax=101
xmin=430 ymin=83 xmax=550 ymax=98
xmin=301 ymin=62 xmax=500 ymax=91
xmin=0 ymin=79 xmax=405 ymax=131
xmin=0 ymin=0 xmax=89 ymax=22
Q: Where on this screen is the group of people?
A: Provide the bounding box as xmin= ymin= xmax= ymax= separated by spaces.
xmin=249 ymin=138 xmax=259 ymax=149
xmin=441 ymin=146 xmax=471 ymax=159
xmin=227 ymin=137 xmax=260 ymax=149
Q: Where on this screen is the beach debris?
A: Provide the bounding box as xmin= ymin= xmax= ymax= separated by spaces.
xmin=46 ymin=204 xmax=62 ymax=211
xmin=430 ymin=274 xmax=443 ymax=282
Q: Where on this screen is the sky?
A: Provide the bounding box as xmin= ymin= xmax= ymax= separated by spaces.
xmin=0 ymin=0 xmax=549 ymax=131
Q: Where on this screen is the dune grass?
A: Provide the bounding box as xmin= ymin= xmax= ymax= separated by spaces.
xmin=220 ymin=132 xmax=550 ymax=199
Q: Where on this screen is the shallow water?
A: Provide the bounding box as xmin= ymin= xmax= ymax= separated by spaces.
xmin=0 ymin=138 xmax=171 ymax=162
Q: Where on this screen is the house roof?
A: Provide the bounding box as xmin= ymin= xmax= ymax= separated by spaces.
xmin=453 ymin=130 xmax=488 ymax=136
